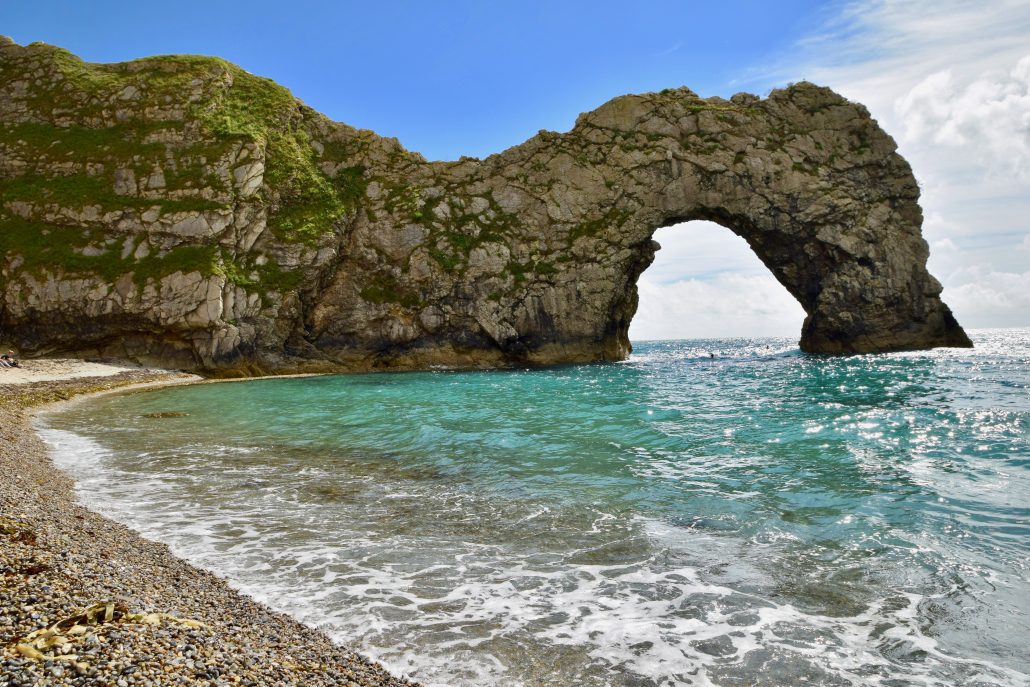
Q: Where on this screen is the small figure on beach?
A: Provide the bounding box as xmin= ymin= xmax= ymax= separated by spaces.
xmin=1 ymin=350 xmax=21 ymax=368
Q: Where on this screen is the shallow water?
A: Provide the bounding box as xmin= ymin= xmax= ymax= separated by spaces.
xmin=39 ymin=329 xmax=1030 ymax=686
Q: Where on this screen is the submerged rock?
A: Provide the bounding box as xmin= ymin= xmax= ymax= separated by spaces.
xmin=0 ymin=38 xmax=971 ymax=373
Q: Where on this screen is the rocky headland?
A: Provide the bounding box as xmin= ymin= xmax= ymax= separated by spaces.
xmin=0 ymin=37 xmax=971 ymax=374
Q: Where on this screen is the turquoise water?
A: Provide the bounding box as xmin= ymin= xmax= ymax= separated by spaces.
xmin=40 ymin=330 xmax=1030 ymax=686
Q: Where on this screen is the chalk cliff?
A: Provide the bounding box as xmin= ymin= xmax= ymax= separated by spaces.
xmin=0 ymin=38 xmax=971 ymax=372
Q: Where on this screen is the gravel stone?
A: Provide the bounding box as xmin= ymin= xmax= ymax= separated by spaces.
xmin=1 ymin=371 xmax=420 ymax=686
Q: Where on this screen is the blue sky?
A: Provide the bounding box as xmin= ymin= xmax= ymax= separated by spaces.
xmin=4 ymin=0 xmax=1029 ymax=339
xmin=3 ymin=0 xmax=831 ymax=160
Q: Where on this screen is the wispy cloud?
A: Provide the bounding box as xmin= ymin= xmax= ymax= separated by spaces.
xmin=786 ymin=0 xmax=1030 ymax=94
xmin=774 ymin=1 xmax=1030 ymax=196
xmin=784 ymin=1 xmax=1030 ymax=208
xmin=755 ymin=1 xmax=1029 ymax=331
xmin=654 ymin=41 xmax=683 ymax=58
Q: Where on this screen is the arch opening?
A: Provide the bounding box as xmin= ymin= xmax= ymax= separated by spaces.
xmin=629 ymin=221 xmax=806 ymax=343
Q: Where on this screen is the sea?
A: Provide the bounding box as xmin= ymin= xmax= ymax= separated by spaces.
xmin=37 ymin=329 xmax=1030 ymax=686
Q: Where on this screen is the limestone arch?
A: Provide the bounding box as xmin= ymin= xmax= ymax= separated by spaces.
xmin=508 ymin=83 xmax=973 ymax=361
xmin=590 ymin=199 xmax=971 ymax=362
xmin=307 ymin=83 xmax=971 ymax=369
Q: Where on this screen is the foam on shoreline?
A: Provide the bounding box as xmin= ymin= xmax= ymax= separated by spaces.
xmin=0 ymin=367 xmax=418 ymax=686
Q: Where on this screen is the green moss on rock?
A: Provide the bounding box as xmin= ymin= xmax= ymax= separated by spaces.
xmin=0 ymin=215 xmax=222 ymax=285
xmin=1 ymin=121 xmax=167 ymax=159
xmin=359 ymin=273 xmax=420 ymax=308
xmin=192 ymin=68 xmax=352 ymax=245
xmin=3 ymin=43 xmax=362 ymax=247
xmin=0 ymin=173 xmax=223 ymax=214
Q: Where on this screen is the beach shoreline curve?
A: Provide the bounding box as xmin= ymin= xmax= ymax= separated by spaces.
xmin=1 ymin=362 xmax=418 ymax=686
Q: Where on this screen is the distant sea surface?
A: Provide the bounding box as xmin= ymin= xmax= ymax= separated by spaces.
xmin=39 ymin=329 xmax=1030 ymax=686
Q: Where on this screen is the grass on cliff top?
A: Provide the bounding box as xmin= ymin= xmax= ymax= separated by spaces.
xmin=0 ymin=173 xmax=223 ymax=214
xmin=0 ymin=215 xmax=302 ymax=293
xmin=1 ymin=121 xmax=168 ymax=159
xmin=5 ymin=43 xmax=357 ymax=245
xmin=0 ymin=215 xmax=219 ymax=285
xmin=166 ymin=52 xmax=352 ymax=244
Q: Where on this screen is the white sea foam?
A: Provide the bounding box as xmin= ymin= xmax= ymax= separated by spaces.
xmin=34 ymin=419 xmax=1030 ymax=686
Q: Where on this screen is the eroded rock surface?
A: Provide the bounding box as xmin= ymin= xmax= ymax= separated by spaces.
xmin=0 ymin=38 xmax=971 ymax=372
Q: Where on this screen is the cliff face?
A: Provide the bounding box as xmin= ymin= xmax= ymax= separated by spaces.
xmin=0 ymin=39 xmax=971 ymax=372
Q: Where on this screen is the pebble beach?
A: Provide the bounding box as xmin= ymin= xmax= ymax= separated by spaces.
xmin=1 ymin=363 xmax=418 ymax=687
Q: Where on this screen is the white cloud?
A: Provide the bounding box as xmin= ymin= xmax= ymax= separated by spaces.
xmin=793 ymin=0 xmax=1030 ymax=107
xmin=790 ymin=1 xmax=1030 ymax=202
xmin=630 ymin=273 xmax=805 ymax=341
xmin=630 ymin=223 xmax=806 ymax=341
xmin=654 ymin=41 xmax=682 ymax=58
xmin=771 ymin=0 xmax=1030 ymax=331
xmin=641 ymin=221 xmax=772 ymax=284
xmin=942 ymin=270 xmax=1030 ymax=328
xmin=895 ymin=55 xmax=1030 ymax=180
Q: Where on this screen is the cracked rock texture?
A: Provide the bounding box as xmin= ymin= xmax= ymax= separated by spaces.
xmin=0 ymin=38 xmax=971 ymax=373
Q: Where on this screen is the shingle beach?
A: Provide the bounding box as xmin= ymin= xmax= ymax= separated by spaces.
xmin=1 ymin=365 xmax=418 ymax=687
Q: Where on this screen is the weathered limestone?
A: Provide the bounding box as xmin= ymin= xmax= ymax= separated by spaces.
xmin=0 ymin=39 xmax=970 ymax=373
